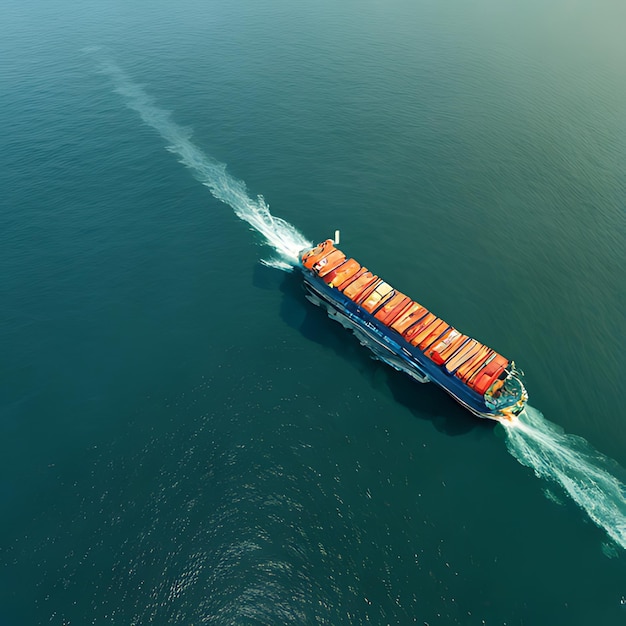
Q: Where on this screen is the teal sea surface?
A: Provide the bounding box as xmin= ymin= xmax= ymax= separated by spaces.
xmin=1 ymin=0 xmax=625 ymax=624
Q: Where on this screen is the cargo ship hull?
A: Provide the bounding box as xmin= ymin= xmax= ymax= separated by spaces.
xmin=299 ymin=240 xmax=527 ymax=422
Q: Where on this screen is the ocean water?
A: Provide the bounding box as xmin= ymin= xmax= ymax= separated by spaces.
xmin=1 ymin=0 xmax=625 ymax=624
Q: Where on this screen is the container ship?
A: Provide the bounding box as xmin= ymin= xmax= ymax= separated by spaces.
xmin=299 ymin=238 xmax=527 ymax=422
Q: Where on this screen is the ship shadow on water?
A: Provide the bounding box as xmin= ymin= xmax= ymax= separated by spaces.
xmin=254 ymin=264 xmax=490 ymax=438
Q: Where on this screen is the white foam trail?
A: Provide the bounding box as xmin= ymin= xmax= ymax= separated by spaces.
xmin=97 ymin=60 xmax=626 ymax=552
xmin=98 ymin=61 xmax=311 ymax=262
xmin=503 ymin=406 xmax=626 ymax=550
xmin=259 ymin=258 xmax=297 ymax=272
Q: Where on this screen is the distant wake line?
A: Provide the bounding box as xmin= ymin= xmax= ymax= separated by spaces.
xmin=504 ymin=407 xmax=626 ymax=550
xmin=98 ymin=61 xmax=310 ymax=263
xmin=100 ymin=60 xmax=626 ymax=551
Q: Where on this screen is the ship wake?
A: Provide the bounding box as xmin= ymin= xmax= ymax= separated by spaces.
xmin=98 ymin=59 xmax=626 ymax=553
xmin=97 ymin=60 xmax=310 ymax=264
xmin=503 ymin=407 xmax=626 ymax=551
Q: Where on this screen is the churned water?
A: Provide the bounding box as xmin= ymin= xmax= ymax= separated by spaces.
xmin=1 ymin=0 xmax=625 ymax=624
